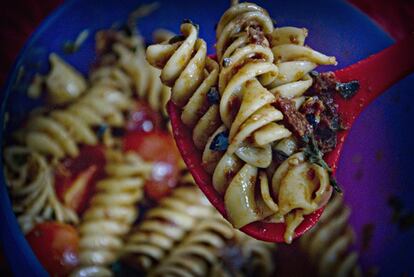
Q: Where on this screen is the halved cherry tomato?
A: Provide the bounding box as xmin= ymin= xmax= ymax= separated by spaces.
xmin=55 ymin=145 xmax=106 ymax=214
xmin=26 ymin=222 xmax=79 ymax=277
xmin=123 ymin=131 xmax=180 ymax=201
xmin=126 ymin=101 xmax=163 ymax=133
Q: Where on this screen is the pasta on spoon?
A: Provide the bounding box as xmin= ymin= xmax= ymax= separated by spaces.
xmin=146 ymin=2 xmax=340 ymax=243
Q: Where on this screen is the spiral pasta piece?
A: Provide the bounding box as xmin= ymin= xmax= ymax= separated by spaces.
xmin=44 ymin=53 xmax=87 ymax=105
xmin=3 ymin=146 xmax=78 ymax=233
xmin=268 ymin=27 xmax=336 ymax=109
xmin=215 ymin=3 xmax=291 ymax=162
xmin=70 ymin=151 xmax=151 ymax=277
xmin=93 ymin=28 xmax=172 ymax=117
xmin=235 ymin=231 xmax=276 ymax=276
xmin=121 ymin=186 xmax=213 ymax=272
xmin=148 ymin=213 xmax=235 ymax=277
xmin=146 ymin=22 xmax=223 ymax=159
xmin=300 ymin=194 xmax=362 ymax=277
xmin=17 ymin=83 xmax=131 ymax=159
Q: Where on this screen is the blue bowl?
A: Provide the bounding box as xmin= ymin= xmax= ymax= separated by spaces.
xmin=1 ymin=0 xmax=413 ymax=276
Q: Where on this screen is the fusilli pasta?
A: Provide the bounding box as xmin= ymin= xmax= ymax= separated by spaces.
xmin=300 ymin=194 xmax=362 ymax=277
xmin=121 ymin=186 xmax=212 ymax=272
xmin=148 ymin=213 xmax=234 ymax=277
xmin=15 ymin=83 xmax=131 ymax=159
xmin=70 ymin=150 xmax=151 ymax=276
xmin=94 ymin=29 xmax=172 ymax=117
xmin=3 ymin=146 xmax=78 ymax=233
xmin=44 ymin=53 xmax=88 ymax=105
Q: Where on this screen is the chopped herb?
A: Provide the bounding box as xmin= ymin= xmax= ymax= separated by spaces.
xmin=274 ymin=150 xmax=289 ymax=162
xmin=302 ymin=135 xmax=330 ymax=170
xmin=111 ymin=127 xmax=126 ymax=137
xmin=182 ymin=19 xmax=193 ymax=24
xmin=210 ymin=131 xmax=229 ymax=151
xmin=207 ymin=87 xmax=220 ymax=104
xmin=302 ymin=135 xmax=342 ymax=193
xmin=329 ymin=176 xmax=342 ymax=193
xmin=96 ymin=124 xmax=108 ymax=140
xmin=223 ymin=57 xmax=232 ymax=67
xmin=63 ymin=29 xmax=89 ymax=54
xmin=305 ymin=114 xmax=319 ymax=128
xmin=328 ymin=116 xmax=345 ymax=132
xmin=168 ymin=35 xmax=186 ymax=44
xmin=309 ymin=70 xmax=319 ymax=78
xmin=182 ymin=19 xmax=199 ymax=30
xmin=195 ymin=23 xmax=200 ymax=31
xmin=336 ymin=80 xmax=360 ymax=99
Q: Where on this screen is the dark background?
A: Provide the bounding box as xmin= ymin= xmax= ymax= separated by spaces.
xmin=0 ymin=0 xmax=413 ymax=274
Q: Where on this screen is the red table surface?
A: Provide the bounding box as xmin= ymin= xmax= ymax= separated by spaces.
xmin=0 ymin=0 xmax=413 ymax=274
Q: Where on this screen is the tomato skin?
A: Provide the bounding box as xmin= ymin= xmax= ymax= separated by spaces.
xmin=126 ymin=101 xmax=163 ymax=133
xmin=55 ymin=145 xmax=106 ymax=214
xmin=26 ymin=222 xmax=79 ymax=277
xmin=145 ymin=161 xmax=178 ymax=201
xmin=123 ymin=131 xmax=180 ymax=201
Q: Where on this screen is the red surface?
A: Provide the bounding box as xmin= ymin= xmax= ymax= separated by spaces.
xmin=326 ymin=35 xmax=414 ymax=172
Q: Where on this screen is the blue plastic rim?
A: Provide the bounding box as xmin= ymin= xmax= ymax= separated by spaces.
xmin=1 ymin=0 xmax=413 ymax=276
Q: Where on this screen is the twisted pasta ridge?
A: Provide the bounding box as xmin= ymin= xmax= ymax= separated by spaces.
xmin=121 ymin=186 xmax=213 ymax=272
xmin=42 ymin=53 xmax=87 ymax=105
xmin=71 ymin=151 xmax=151 ymax=277
xmin=300 ymin=194 xmax=362 ymax=277
xmin=3 ymin=146 xmax=79 ymax=233
xmin=268 ymin=27 xmax=336 ymax=108
xmin=235 ymin=231 xmax=276 ymax=276
xmin=115 ymin=40 xmax=172 ymax=117
xmin=17 ymin=83 xmax=131 ymax=159
xmin=146 ymin=22 xmax=223 ymax=166
xmin=94 ymin=29 xmax=172 ymax=117
xmin=215 ymin=2 xmax=291 ymax=164
xmin=148 ymin=214 xmax=235 ymax=277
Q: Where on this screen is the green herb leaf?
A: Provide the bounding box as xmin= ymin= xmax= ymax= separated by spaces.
xmin=329 ymin=176 xmax=342 ymax=193
xmin=63 ymin=29 xmax=89 ymax=54
xmin=168 ymin=35 xmax=186 ymax=44
xmin=223 ymin=57 xmax=232 ymax=67
xmin=302 ymin=134 xmax=342 ymax=192
xmin=336 ymin=80 xmax=360 ymax=99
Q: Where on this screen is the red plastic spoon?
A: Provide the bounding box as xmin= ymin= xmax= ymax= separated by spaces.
xmin=167 ymin=34 xmax=414 ymax=242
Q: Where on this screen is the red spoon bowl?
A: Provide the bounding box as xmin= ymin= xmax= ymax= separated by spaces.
xmin=167 ymin=34 xmax=414 ymax=242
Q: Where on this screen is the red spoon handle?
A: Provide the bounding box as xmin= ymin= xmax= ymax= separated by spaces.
xmin=334 ymin=34 xmax=414 ymax=127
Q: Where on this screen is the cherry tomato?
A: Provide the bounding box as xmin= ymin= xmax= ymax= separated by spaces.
xmin=26 ymin=222 xmax=79 ymax=276
xmin=123 ymin=131 xmax=180 ymax=201
xmin=55 ymin=145 xmax=106 ymax=214
xmin=126 ymin=101 xmax=163 ymax=133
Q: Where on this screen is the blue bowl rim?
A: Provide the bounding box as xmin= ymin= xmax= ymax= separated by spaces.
xmin=0 ymin=0 xmax=393 ymax=276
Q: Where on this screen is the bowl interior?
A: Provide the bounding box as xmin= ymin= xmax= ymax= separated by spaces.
xmin=1 ymin=0 xmax=413 ymax=275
